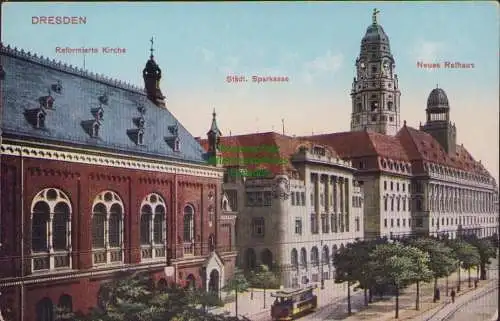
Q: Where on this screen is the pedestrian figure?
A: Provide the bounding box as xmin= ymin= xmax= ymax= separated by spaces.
xmin=474 ymin=279 xmax=478 ymax=288
xmin=434 ymin=288 xmax=441 ymax=302
xmin=450 ymin=289 xmax=456 ymax=303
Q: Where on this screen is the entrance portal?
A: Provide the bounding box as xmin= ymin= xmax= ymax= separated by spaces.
xmin=208 ymin=269 xmax=220 ymax=295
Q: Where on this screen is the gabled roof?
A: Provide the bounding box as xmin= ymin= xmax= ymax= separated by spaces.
xmin=0 ymin=44 xmax=206 ymax=163
xmin=198 ymin=132 xmax=338 ymax=176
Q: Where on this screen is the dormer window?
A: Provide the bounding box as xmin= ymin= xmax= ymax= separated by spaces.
xmin=24 ymin=108 xmax=47 ymax=129
xmin=37 ymin=111 xmax=46 ymax=129
xmin=138 ymin=129 xmax=144 ymax=145
xmin=92 ymin=122 xmax=100 ymax=138
xmin=174 ymin=137 xmax=180 ymax=152
xmin=51 ymin=80 xmax=62 ymax=94
xmin=99 ymin=94 xmax=109 ymax=106
xmin=164 ymin=135 xmax=180 ymax=151
xmin=81 ymin=120 xmax=101 ymax=138
xmin=312 ymin=146 xmax=325 ymax=156
xmin=127 ymin=128 xmax=144 ymax=145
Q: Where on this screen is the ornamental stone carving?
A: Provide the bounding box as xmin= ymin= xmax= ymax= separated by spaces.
xmin=273 ymin=175 xmax=290 ymax=200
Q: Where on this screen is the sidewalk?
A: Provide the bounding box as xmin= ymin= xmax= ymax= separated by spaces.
xmin=339 ymin=268 xmax=498 ymax=321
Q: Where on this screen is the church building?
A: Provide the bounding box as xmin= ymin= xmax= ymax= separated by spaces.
xmin=0 ymin=41 xmax=236 ymax=321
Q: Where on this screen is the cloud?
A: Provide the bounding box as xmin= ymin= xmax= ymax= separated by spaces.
xmin=302 ymin=51 xmax=343 ymax=83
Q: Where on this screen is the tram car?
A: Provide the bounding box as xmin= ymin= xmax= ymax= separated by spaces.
xmin=270 ymin=285 xmax=318 ymax=320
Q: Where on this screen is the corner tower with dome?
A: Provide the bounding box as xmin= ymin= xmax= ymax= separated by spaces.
xmin=350 ymin=8 xmax=401 ymax=136
xmin=420 ymin=86 xmax=457 ymax=155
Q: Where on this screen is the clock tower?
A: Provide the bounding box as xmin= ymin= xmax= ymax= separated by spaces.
xmin=350 ymin=9 xmax=401 ymax=135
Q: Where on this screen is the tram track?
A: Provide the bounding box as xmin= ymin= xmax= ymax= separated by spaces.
xmin=423 ymin=283 xmax=499 ymax=321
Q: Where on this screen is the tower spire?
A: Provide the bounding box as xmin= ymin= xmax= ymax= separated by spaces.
xmin=372 ymin=8 xmax=380 ymax=25
xmin=143 ymin=36 xmax=165 ymax=107
xmin=150 ymin=36 xmax=155 ymax=59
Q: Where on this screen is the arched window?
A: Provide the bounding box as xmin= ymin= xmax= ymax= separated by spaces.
xmin=140 ymin=205 xmax=152 ymax=245
xmin=52 ymin=203 xmax=70 ymax=250
xmin=36 ymin=297 xmax=53 ymax=321
xmin=183 ymin=205 xmax=194 ymax=242
xmin=208 ymin=233 xmax=216 ymax=252
xmin=332 ymin=245 xmax=338 ymax=265
xmin=32 ymin=202 xmax=50 ymax=252
xmin=322 ymin=245 xmax=330 ymax=264
xmin=57 ymin=294 xmax=73 ymax=321
xmin=31 ymin=188 xmax=72 ymax=272
xmin=140 ymin=193 xmax=167 ymax=260
xmin=291 ymin=248 xmax=298 ymax=269
xmin=91 ymin=191 xmax=124 ymax=265
xmin=300 ymin=248 xmax=307 ymax=267
xmin=311 ymin=246 xmax=319 ymax=266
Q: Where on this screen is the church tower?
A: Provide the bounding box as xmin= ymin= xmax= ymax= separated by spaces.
xmin=207 ymin=109 xmax=223 ymax=167
xmin=350 ymin=9 xmax=401 ymax=135
xmin=143 ymin=37 xmax=166 ymax=107
xmin=420 ymin=86 xmax=457 ymax=155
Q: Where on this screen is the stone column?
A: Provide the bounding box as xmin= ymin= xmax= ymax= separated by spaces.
xmin=344 ymin=178 xmax=350 ymax=232
xmin=48 ymin=212 xmax=54 ymax=269
xmin=339 ymin=178 xmax=344 ymax=232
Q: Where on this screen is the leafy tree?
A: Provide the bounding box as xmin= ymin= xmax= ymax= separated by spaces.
xmin=348 ymin=238 xmax=387 ymax=306
xmin=409 ymin=238 xmax=457 ymax=302
xmin=72 ymin=271 xmax=246 ymax=321
xmin=369 ymin=242 xmax=432 ymax=318
xmin=223 ymin=268 xmax=249 ymax=317
xmin=447 ymin=239 xmax=481 ymax=289
xmin=333 ymin=242 xmax=358 ymax=315
xmin=463 ymin=235 xmax=496 ymax=280
xmin=249 ymin=264 xmax=278 ymax=308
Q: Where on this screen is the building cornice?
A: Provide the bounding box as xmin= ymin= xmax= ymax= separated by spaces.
xmin=1 ymin=140 xmax=224 ymax=179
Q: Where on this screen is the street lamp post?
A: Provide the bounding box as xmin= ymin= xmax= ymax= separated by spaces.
xmin=320 ymin=240 xmax=325 ymax=290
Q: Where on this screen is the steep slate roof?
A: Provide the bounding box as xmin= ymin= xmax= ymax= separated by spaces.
xmin=198 ymin=132 xmax=339 ymax=176
xmin=0 ymin=44 xmax=206 ymax=163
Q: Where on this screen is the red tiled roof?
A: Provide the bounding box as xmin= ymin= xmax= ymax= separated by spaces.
xmin=197 ymin=126 xmax=492 ymax=178
xmin=199 ymin=132 xmax=339 ymax=176
xmin=302 ymin=130 xmax=409 ymax=161
xmin=397 ymin=126 xmax=490 ymax=175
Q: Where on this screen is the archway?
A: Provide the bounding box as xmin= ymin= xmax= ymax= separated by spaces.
xmin=186 ymin=274 xmax=196 ymax=290
xmin=208 ymin=269 xmax=220 ymax=294
xmin=245 ymin=248 xmax=257 ymax=270
xmin=36 ymin=297 xmax=53 ymax=321
xmin=157 ymin=278 xmax=168 ymax=291
xmin=261 ymin=248 xmax=273 ymax=268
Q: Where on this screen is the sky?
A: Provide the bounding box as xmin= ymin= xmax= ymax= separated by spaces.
xmin=2 ymin=2 xmax=499 ymax=181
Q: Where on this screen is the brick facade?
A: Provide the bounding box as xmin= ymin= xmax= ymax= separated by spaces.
xmin=0 ymin=153 xmax=236 ymax=321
